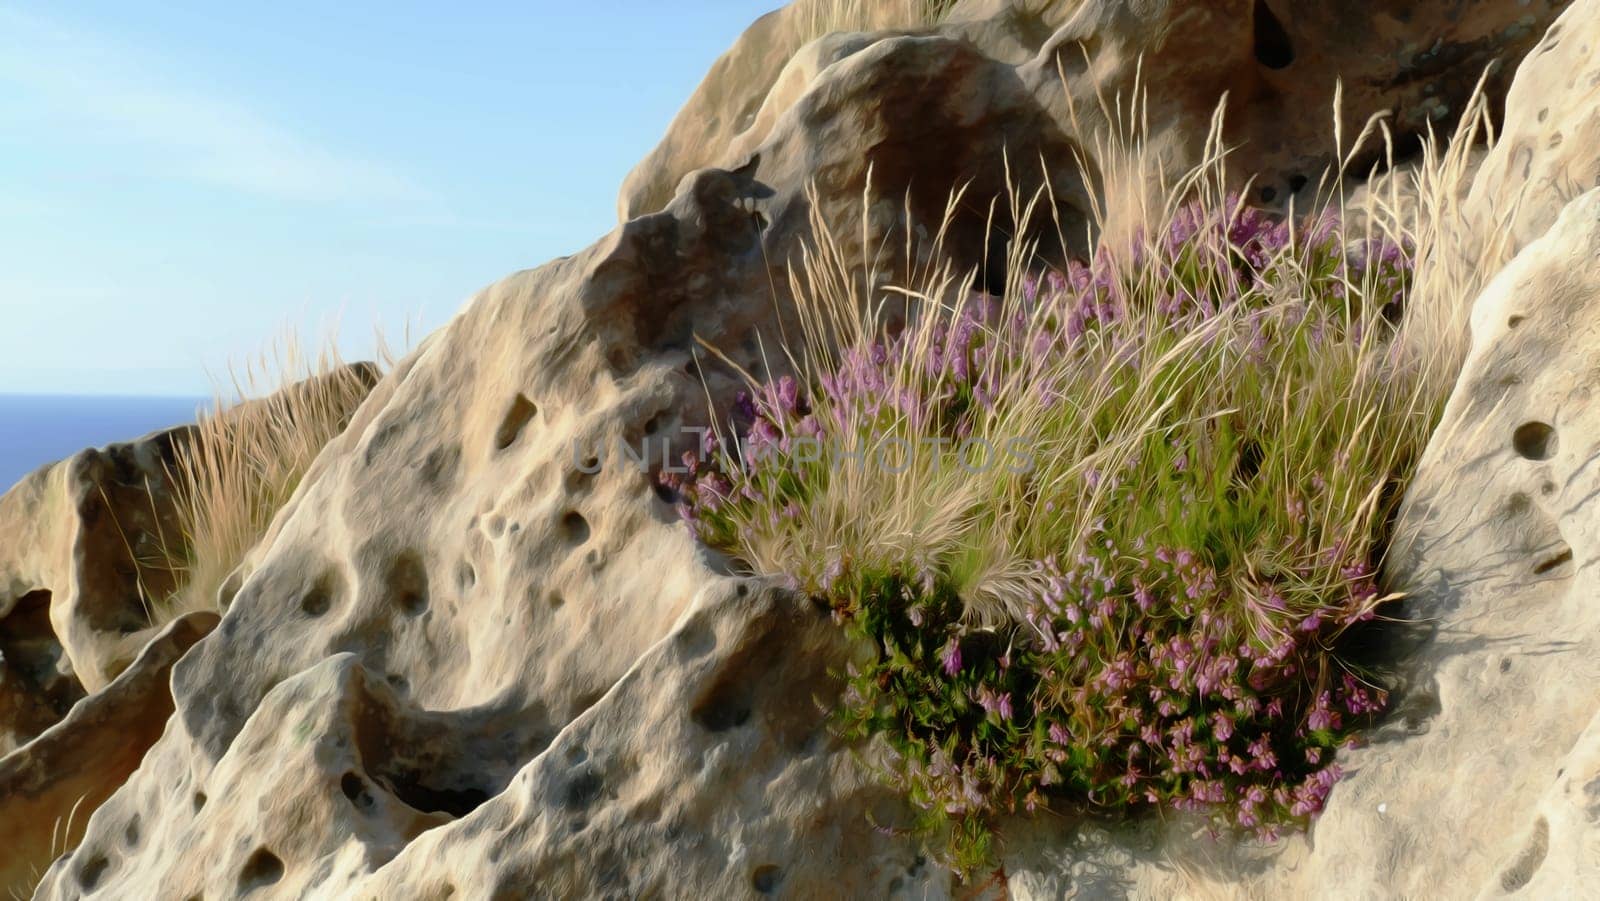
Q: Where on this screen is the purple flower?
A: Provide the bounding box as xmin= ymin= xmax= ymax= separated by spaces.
xmin=940 ymin=638 xmax=963 ymax=677
xmin=975 ymin=686 xmax=1013 ymax=721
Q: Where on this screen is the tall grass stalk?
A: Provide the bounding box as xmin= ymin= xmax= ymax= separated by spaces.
xmin=671 ymin=93 xmax=1484 ymax=872
xmin=160 ymin=336 xmax=377 ymax=620
xmin=799 ymin=0 xmax=960 ymax=40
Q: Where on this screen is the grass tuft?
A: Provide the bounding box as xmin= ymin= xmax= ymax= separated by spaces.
xmin=157 ymin=336 xmax=378 ymax=620
xmin=667 ymin=100 xmax=1478 ymax=874
xmin=799 ymin=0 xmax=960 ymax=40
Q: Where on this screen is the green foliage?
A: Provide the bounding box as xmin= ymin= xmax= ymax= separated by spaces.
xmin=669 ymin=196 xmax=1427 ymax=876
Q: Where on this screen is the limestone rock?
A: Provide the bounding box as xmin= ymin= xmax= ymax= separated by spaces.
xmin=0 ymin=611 xmax=216 ymax=897
xmin=623 ymin=0 xmax=1566 ymax=221
xmin=24 ymin=2 xmax=1597 ymax=899
xmin=1374 ymin=185 xmax=1600 ymax=896
xmin=1468 ymin=0 xmax=1600 ymax=255
xmin=0 ymin=361 xmax=381 ymax=720
xmin=0 ymin=425 xmax=195 ymax=698
xmin=0 ymin=589 xmax=81 ymax=757
xmin=1000 ymin=178 xmax=1600 ymax=901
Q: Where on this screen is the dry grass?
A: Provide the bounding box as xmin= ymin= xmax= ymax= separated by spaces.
xmin=677 ymin=86 xmax=1495 ymax=874
xmin=156 ymin=336 xmax=378 ymax=620
xmin=712 ymin=86 xmax=1483 ymax=622
xmin=799 ymin=0 xmax=960 ymax=40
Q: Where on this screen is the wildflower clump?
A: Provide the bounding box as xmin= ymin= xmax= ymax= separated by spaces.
xmin=667 ymin=195 xmax=1422 ymax=874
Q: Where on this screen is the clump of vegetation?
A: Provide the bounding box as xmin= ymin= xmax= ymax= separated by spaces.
xmin=160 ymin=338 xmax=377 ymax=620
xmin=800 ymin=0 xmax=960 ymax=40
xmin=667 ymin=177 xmax=1437 ymax=873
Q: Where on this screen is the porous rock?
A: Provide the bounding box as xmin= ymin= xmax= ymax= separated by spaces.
xmin=0 ymin=611 xmax=216 ymax=897
xmin=0 ymin=424 xmax=195 ymax=700
xmin=26 ymin=1 xmax=1599 ymax=899
xmin=1468 ymin=0 xmax=1600 ymax=254
xmin=623 ymin=0 xmax=1566 ymax=221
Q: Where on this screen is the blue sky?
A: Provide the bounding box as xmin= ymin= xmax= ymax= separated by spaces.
xmin=0 ymin=1 xmax=780 ymax=395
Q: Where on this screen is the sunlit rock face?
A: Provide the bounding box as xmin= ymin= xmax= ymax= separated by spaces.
xmin=19 ymin=0 xmax=1600 ymax=897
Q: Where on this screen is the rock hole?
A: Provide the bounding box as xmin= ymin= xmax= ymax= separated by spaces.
xmin=387 ymin=551 xmax=430 ymax=616
xmin=1533 ymin=546 xmax=1573 ymax=575
xmin=418 ymin=444 xmax=462 ymax=488
xmin=493 ymin=394 xmax=537 ymax=451
xmin=692 ymin=688 xmax=752 ymax=733
xmin=653 ymin=480 xmax=679 ymax=505
xmin=1508 ymin=314 xmax=1526 ymax=328
xmin=77 ymin=853 xmax=111 ymax=891
xmin=1287 ymin=172 xmax=1308 ymax=193
xmin=561 ymin=511 xmax=591 ymax=545
xmin=238 ymin=848 xmax=285 ymax=892
xmin=1500 ymin=816 xmax=1549 ymax=892
xmin=194 ymin=791 xmax=207 ymax=812
xmin=1259 ymin=184 xmax=1277 ymax=203
xmin=562 ymin=768 xmax=604 ymax=810
xmin=342 ymin=772 xmax=375 ymax=811
xmin=300 ymin=571 xmax=338 ymax=617
xmin=124 ymin=815 xmax=141 ymax=847
xmin=1513 ymin=422 xmax=1556 ymax=461
xmin=644 ymin=414 xmax=663 ymax=436
xmin=486 ymin=515 xmax=506 ymax=538
xmin=1500 ymin=658 xmax=1513 ymax=673
xmin=394 ymin=775 xmax=486 ymax=818
xmin=548 ymin=592 xmax=565 ymax=610
xmin=1252 ymin=0 xmax=1294 ymax=69
xmin=752 ymin=864 xmax=783 ymax=894
xmin=457 ymin=561 xmax=476 ymax=591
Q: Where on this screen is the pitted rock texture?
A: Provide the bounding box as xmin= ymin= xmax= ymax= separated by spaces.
xmin=1003 ymin=6 xmax=1600 ymax=894
xmin=0 ymin=364 xmax=379 ymax=710
xmin=23 ymin=1 xmax=1600 ymax=899
xmin=1468 ymin=0 xmax=1600 ymax=255
xmin=0 ymin=424 xmax=194 ymax=699
xmin=1380 ymin=186 xmax=1600 ymax=897
xmin=622 ymin=0 xmax=1566 ymax=221
xmin=0 ymin=611 xmax=215 ymax=897
xmin=36 ymin=129 xmax=945 ymax=894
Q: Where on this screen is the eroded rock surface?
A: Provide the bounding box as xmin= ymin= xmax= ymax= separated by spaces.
xmin=1468 ymin=0 xmax=1600 ymax=255
xmin=24 ymin=1 xmax=1600 ymax=899
xmin=0 ymin=611 xmax=216 ymax=897
xmin=623 ymin=0 xmax=1565 ymax=221
xmin=0 ymin=424 xmax=195 ymax=699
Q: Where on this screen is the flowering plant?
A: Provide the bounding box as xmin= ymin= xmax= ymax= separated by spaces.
xmin=668 ymin=195 xmax=1420 ymax=875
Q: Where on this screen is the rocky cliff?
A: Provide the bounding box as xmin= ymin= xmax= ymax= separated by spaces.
xmin=4 ymin=0 xmax=1596 ymax=897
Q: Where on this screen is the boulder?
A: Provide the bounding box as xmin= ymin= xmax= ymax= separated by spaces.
xmin=0 ymin=611 xmax=216 ymax=898
xmin=0 ymin=425 xmax=194 ymax=698
xmin=25 ymin=0 xmax=1600 ymax=898
xmin=622 ymin=0 xmax=1567 ymax=221
xmin=1468 ymin=0 xmax=1600 ymax=254
xmin=0 ymin=362 xmax=382 ymax=719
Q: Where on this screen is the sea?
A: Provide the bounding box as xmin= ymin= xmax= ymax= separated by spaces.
xmin=0 ymin=395 xmax=207 ymax=494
